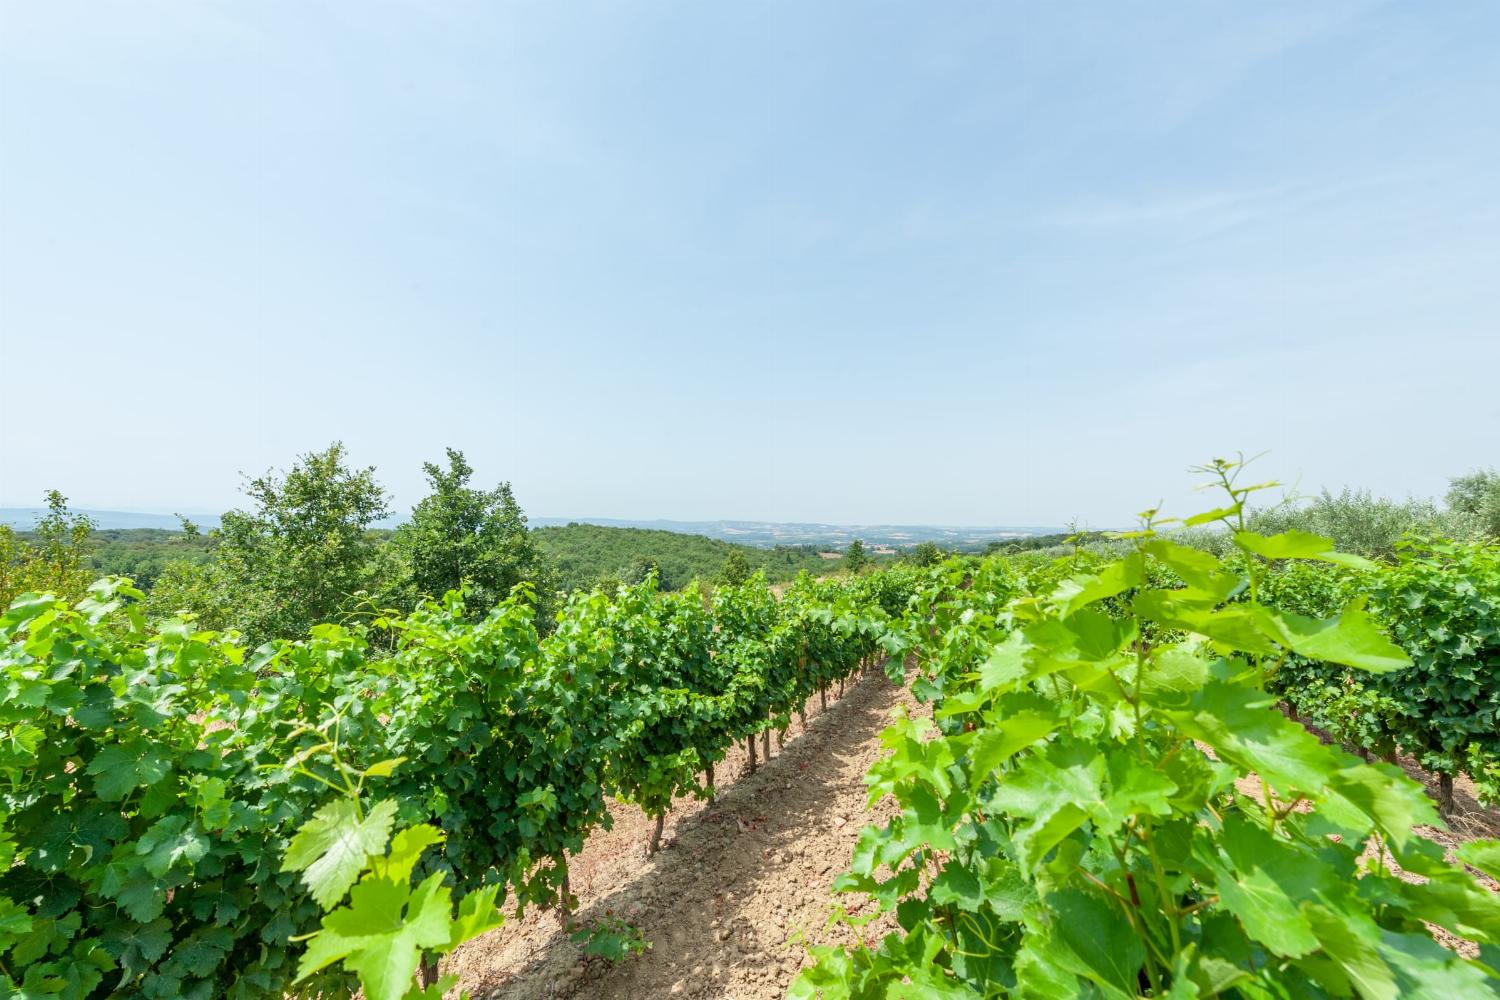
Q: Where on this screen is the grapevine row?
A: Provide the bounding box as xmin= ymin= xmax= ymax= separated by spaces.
xmin=0 ymin=568 xmax=917 ymax=1000
xmin=794 ymin=462 xmax=1500 ymax=998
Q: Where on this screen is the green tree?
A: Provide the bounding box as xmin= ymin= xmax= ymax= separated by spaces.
xmin=1245 ymin=487 xmax=1449 ymax=559
xmin=844 ymin=538 xmax=869 ymax=573
xmin=1447 ymin=467 xmax=1500 ymax=540
xmin=388 ymin=448 xmax=551 ymax=616
xmin=0 ymin=491 xmax=95 ymax=607
xmin=623 ymin=554 xmax=668 ymax=589
xmin=906 ymin=541 xmax=943 ymax=567
xmin=152 ymin=443 xmax=390 ymax=646
xmin=717 ymin=548 xmax=752 ymax=586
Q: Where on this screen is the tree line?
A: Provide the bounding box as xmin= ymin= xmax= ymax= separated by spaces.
xmin=2 ymin=444 xmax=935 ymax=649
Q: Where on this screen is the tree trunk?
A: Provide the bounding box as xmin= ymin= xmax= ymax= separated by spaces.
xmin=1438 ymin=772 xmax=1455 ymax=815
xmin=705 ymin=762 xmax=715 ymax=804
xmin=799 ymin=702 xmax=807 ymax=730
xmin=776 ymin=726 xmax=786 ymax=750
xmin=761 ymin=727 xmax=770 ymax=761
xmin=417 ymin=955 xmax=440 ymax=990
xmin=650 ymin=812 xmax=665 ymax=855
xmin=1382 ymin=749 xmax=1397 ymax=765
xmin=747 ymin=735 xmax=756 ymax=774
xmin=839 ymin=677 xmax=845 ymax=698
xmin=820 ymin=687 xmax=827 ymax=712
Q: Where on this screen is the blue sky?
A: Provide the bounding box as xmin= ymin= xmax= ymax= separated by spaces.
xmin=1 ymin=1 xmax=1496 ymax=527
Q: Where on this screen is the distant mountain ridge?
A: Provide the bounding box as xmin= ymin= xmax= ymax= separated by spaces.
xmin=0 ymin=508 xmax=224 ymax=531
xmin=2 ymin=508 xmax=1062 ymax=549
xmin=528 ymin=517 xmax=1062 ymax=549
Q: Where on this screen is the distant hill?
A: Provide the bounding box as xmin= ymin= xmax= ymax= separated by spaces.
xmin=5 ymin=507 xmax=1062 ymax=549
xmin=529 ymin=517 xmax=1060 ymax=550
xmin=532 ymin=523 xmax=859 ymax=593
xmin=0 ymin=507 xmax=223 ymax=531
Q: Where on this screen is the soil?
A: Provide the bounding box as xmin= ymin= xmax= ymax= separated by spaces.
xmin=447 ymin=667 xmax=925 ymax=999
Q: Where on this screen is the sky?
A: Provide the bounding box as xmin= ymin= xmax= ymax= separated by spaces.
xmin=1 ymin=1 xmax=1496 ymax=529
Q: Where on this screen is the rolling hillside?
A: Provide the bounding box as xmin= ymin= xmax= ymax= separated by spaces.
xmin=531 ymin=523 xmax=857 ymax=592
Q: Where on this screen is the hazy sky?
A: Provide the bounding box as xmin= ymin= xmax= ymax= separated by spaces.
xmin=2 ymin=2 xmax=1496 ymax=528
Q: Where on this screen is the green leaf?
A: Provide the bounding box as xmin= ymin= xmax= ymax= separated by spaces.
xmin=1209 ymin=818 xmax=1326 ymax=958
xmin=136 ymin=815 xmax=208 ymax=878
xmin=1138 ymin=643 xmax=1210 ymax=705
xmin=0 ymin=897 xmax=34 ymax=942
xmin=1234 ymin=529 xmax=1380 ymax=571
xmin=1303 ymin=905 xmax=1396 ymax=1000
xmin=966 ymin=708 xmax=1056 ymax=781
xmin=361 ymin=757 xmax=406 ymax=779
xmin=340 ymin=873 xmax=453 ymax=1000
xmin=929 ymin=862 xmax=984 ymax=912
xmin=1047 ymin=887 xmax=1145 ymax=997
xmin=1098 ymin=749 xmax=1177 ymax=826
xmin=1168 ymin=680 xmax=1344 ymax=793
xmin=282 ymin=798 xmax=398 ymax=909
xmin=1381 ymin=928 xmax=1500 ymax=999
xmin=1183 ymin=505 xmax=1241 ymax=527
xmin=1145 ymin=539 xmax=1241 ymax=601
xmin=371 ymin=824 xmax=445 ymax=885
xmin=1326 ymin=763 xmax=1437 ymax=849
xmin=102 ymin=917 xmax=173 ymax=975
xmin=294 ymin=876 xmax=420 ymax=998
xmin=87 ymin=742 xmax=172 ymax=802
xmin=1048 ymin=554 xmax=1145 ymax=619
xmin=448 ymin=883 xmax=504 ymax=948
xmin=1456 ymin=839 xmax=1500 ymax=881
xmin=977 ymin=632 xmax=1029 ymax=693
xmin=1255 ymin=603 xmax=1410 ymax=673
xmin=1134 ymin=593 xmax=1280 ymax=656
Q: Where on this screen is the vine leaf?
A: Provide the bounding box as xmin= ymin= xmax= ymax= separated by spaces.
xmin=1256 ymin=603 xmax=1411 ymax=673
xmin=296 ymin=871 xmax=453 ymax=1000
xmin=1233 ymin=529 xmax=1381 ymax=572
xmin=370 ymin=823 xmax=444 ymax=884
xmin=1046 ymin=886 xmax=1145 ymax=997
xmin=87 ymin=741 xmax=172 ymax=801
xmin=282 ymin=799 xmax=398 ymax=908
xmin=1456 ymin=839 xmax=1500 ymax=881
xmin=447 ymin=883 xmax=505 ymax=946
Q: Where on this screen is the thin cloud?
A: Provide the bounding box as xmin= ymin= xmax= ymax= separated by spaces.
xmin=1037 ymin=187 xmax=1286 ymax=231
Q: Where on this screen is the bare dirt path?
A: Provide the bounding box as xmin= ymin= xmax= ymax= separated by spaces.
xmin=449 ymin=668 xmax=925 ymax=1000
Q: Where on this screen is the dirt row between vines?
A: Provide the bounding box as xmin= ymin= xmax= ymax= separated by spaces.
xmin=447 ymin=667 xmax=926 ymax=999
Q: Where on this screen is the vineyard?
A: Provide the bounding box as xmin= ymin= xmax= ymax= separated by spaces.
xmin=3 ymin=461 xmax=1499 ymax=998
